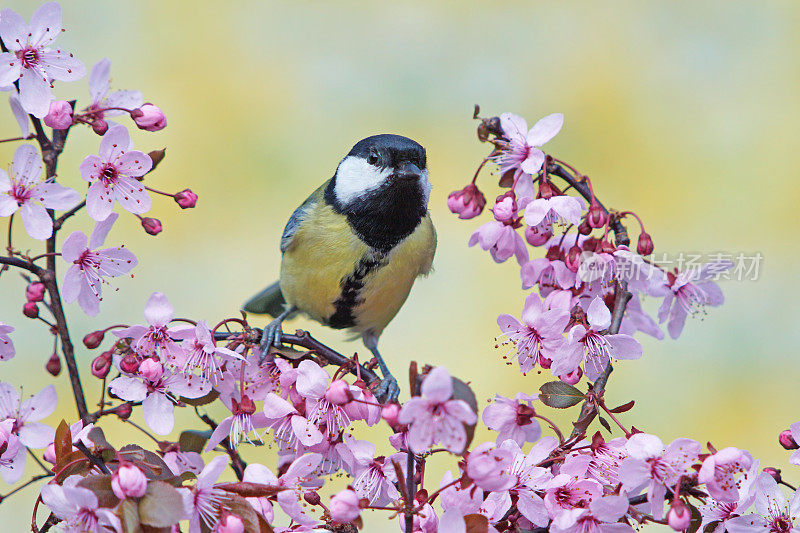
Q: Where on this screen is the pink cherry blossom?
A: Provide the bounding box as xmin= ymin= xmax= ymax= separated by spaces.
xmin=329 ymin=488 xmax=361 ymax=524
xmin=447 ymin=183 xmax=486 ymax=219
xmin=653 ymin=260 xmax=733 ymax=339
xmin=262 ymin=392 xmax=324 ymax=452
xmin=295 ymin=360 xmax=353 ymax=435
xmin=543 ymin=473 xmax=603 ymax=517
xmin=112 ymin=292 xmax=187 ymax=360
xmin=0 ymin=322 xmax=15 ymax=361
xmin=569 ymin=436 xmax=627 ymax=485
xmin=495 ymin=112 xmax=564 ymax=175
xmin=483 ymin=393 xmax=541 ymax=446
xmin=338 ymin=435 xmax=401 ymax=505
xmin=204 ymin=394 xmax=269 ymax=451
xmin=0 ymin=144 xmax=81 ymax=239
xmin=132 ymin=103 xmax=167 ymax=131
xmin=79 ymin=124 xmax=152 ymax=221
xmin=618 ymin=434 xmax=701 ymax=519
xmin=466 ymin=441 xmax=516 ymax=491
xmin=398 ymin=497 xmax=438 ymax=533
xmin=398 ymin=367 xmax=477 ymax=454
xmin=42 ymin=99 xmax=72 ymax=129
xmin=40 ymin=480 xmax=122 ymax=533
xmin=552 ymin=297 xmax=642 ymax=381
xmin=698 ymin=471 xmax=758 ymax=533
xmin=726 ymin=473 xmax=800 ymax=533
xmin=468 ymin=219 xmax=529 ymax=265
xmin=521 ymin=257 xmax=577 ymax=292
xmin=0 ymin=418 xmax=22 ymax=484
xmin=0 ymin=382 xmax=56 ymax=483
xmin=61 ymin=213 xmax=137 ymax=316
xmin=524 ymin=195 xmax=583 ymax=228
xmin=86 ymin=58 xmax=143 ymax=119
xmin=439 ymin=470 xmax=484 ymax=517
xmin=698 ymin=447 xmax=754 ymax=502
xmin=272 ymin=453 xmax=324 ymax=526
xmin=549 ymin=494 xmax=634 ymax=533
xmin=175 ymin=320 xmax=243 ymax=383
xmin=0 ymin=3 xmax=86 ymax=117
xmin=242 ymin=463 xmax=278 ymax=522
xmin=179 ymin=455 xmax=229 ymax=532
xmin=496 ymin=293 xmax=569 ymax=374
xmin=109 ymin=369 xmax=210 ymax=435
xmin=163 ymin=448 xmax=204 ymax=476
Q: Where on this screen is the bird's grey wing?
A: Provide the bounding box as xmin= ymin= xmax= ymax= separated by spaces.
xmin=279 ymin=182 xmax=326 ymax=253
xmin=242 ymin=281 xmax=286 ymax=317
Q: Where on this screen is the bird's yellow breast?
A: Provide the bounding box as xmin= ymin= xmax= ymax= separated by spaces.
xmin=279 ymin=203 xmax=436 ymax=337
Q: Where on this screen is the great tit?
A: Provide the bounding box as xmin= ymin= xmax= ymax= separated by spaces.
xmin=243 ymin=134 xmax=437 ymax=401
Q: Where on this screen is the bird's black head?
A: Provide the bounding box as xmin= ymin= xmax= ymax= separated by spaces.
xmin=326 ymin=134 xmax=430 ymax=252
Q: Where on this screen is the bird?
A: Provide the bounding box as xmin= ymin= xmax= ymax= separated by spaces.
xmin=243 ymin=134 xmax=437 ymax=402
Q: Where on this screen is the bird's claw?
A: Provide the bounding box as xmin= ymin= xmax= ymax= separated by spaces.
xmin=374 ymin=375 xmax=400 ymax=403
xmin=259 ymin=319 xmax=285 ymax=363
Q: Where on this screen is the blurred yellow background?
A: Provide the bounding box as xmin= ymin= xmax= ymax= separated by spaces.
xmin=1 ymin=1 xmax=798 ymax=530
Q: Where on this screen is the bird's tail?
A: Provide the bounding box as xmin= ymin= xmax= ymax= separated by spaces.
xmin=242 ymin=281 xmax=287 ymax=318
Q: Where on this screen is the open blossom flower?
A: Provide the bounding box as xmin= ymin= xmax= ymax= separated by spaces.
xmin=550 ymin=494 xmax=634 ymax=533
xmin=521 ymin=257 xmax=577 ymax=292
xmin=398 ymin=367 xmax=477 ymax=454
xmin=619 ymin=434 xmax=701 ymax=519
xmin=242 ymin=455 xmax=324 ymax=526
xmin=0 ymin=3 xmax=86 ymax=117
xmin=61 ymin=213 xmax=137 ymax=316
xmin=653 ymin=260 xmax=733 ymax=339
xmin=0 ymin=322 xmax=15 ymax=361
xmin=175 ymin=320 xmax=243 ymax=383
xmin=466 ymin=441 xmax=516 ymax=492
xmin=469 ymin=218 xmax=528 ymax=265
xmin=262 ymin=392 xmax=323 ymax=452
xmin=0 ymin=419 xmax=22 ymax=484
xmin=0 ymin=144 xmax=81 ymax=239
xmin=552 ymin=297 xmax=643 ymax=381
xmin=113 ymin=292 xmax=187 ymax=360
xmin=698 ymin=447 xmax=754 ymax=502
xmin=483 ymin=393 xmax=541 ymax=446
xmin=524 ymin=194 xmax=583 ymax=228
xmin=204 ymin=394 xmax=269 ymax=451
xmin=495 ymin=112 xmax=564 ymax=175
xmin=497 ymin=293 xmax=569 ymax=374
xmin=339 ymin=435 xmax=401 ymax=505
xmin=0 ymin=382 xmax=56 ymax=483
xmin=726 ymin=473 xmax=800 ymax=533
xmin=79 ymin=124 xmax=152 ymax=221
xmin=86 ymin=58 xmax=143 ymax=120
xmin=109 ymin=366 xmax=210 ymax=435
xmin=699 ymin=470 xmax=759 ymax=533
xmin=179 ymin=455 xmax=229 ymax=532
xmin=41 ymin=479 xmax=122 ymax=533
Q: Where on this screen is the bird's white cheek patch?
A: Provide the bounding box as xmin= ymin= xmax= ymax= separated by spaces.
xmin=419 ymin=169 xmax=432 ymax=206
xmin=334 ymin=156 xmax=391 ymax=205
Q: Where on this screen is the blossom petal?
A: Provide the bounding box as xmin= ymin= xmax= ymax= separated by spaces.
xmin=89 ymin=58 xmax=110 ymax=103
xmin=85 ymin=181 xmax=115 ymax=221
xmin=116 ymin=151 xmax=152 ymax=177
xmin=99 ymin=124 xmax=133 ymax=160
xmin=12 ymin=144 xmax=42 ymax=184
xmin=19 ymin=202 xmax=52 ymax=240
xmin=109 ymin=376 xmax=148 ymax=402
xmin=18 ymin=71 xmax=51 ymax=118
xmin=421 ymin=366 xmax=453 ymax=403
xmin=29 ymin=2 xmax=62 ymax=47
xmin=144 ymin=292 xmax=174 ymax=327
xmin=0 ymin=382 xmax=20 ymax=418
xmin=143 ymin=393 xmax=174 ymax=435
xmin=527 ymin=113 xmax=564 ymax=146
xmin=113 ymin=176 xmax=151 ymax=215
xmin=0 ymin=10 xmax=26 ymax=51
xmin=19 ymin=422 xmax=55 ymax=449
xmin=37 ymin=182 xmax=81 ymax=211
xmin=20 ymin=384 xmax=57 ymax=422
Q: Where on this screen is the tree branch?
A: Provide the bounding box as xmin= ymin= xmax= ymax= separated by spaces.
xmin=0 ymin=256 xmax=45 ymax=276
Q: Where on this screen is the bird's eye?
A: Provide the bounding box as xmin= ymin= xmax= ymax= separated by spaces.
xmin=367 ymin=152 xmax=380 ymax=166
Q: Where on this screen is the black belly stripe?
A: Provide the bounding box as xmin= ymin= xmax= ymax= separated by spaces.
xmin=328 ymin=252 xmax=387 ymax=329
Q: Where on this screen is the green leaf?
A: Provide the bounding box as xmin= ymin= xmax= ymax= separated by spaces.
xmin=54 ymin=420 xmax=72 ymax=467
xmin=216 ymin=482 xmax=287 ymax=498
xmin=608 ymin=400 xmax=635 ymax=414
xmin=599 ymin=416 xmax=612 ymax=433
xmin=224 ymin=493 xmax=267 ymax=533
xmin=138 ymin=481 xmax=183 ymax=528
xmin=179 ymin=430 xmax=213 ymax=454
xmin=451 ymin=376 xmax=478 ymax=455
xmin=119 ymin=499 xmax=142 ymax=533
xmin=687 ymin=503 xmax=703 ymax=533
xmin=88 ymin=427 xmax=113 ymax=451
xmin=77 ymin=474 xmax=120 ymax=509
xmin=539 ymin=381 xmax=585 ymax=408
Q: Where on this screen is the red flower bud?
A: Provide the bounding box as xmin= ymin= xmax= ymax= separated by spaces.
xmin=565 ymin=246 xmax=582 ymax=273
xmin=173 ymin=189 xmax=197 ymax=209
xmin=131 ymin=104 xmax=167 ymax=132
xmin=83 ymin=330 xmax=105 ymax=349
xmin=779 ymin=430 xmax=798 ymax=450
xmin=539 ymin=356 xmax=552 ymax=369
xmin=763 ymin=467 xmax=782 ymax=483
xmin=667 ymin=501 xmax=691 ymax=531
xmin=46 ymin=352 xmax=61 ymax=376
xmin=23 ymin=301 xmax=39 ymax=318
xmin=120 ymin=353 xmax=141 ymax=374
xmin=447 ymin=183 xmax=486 ymax=220
xmin=586 ymin=201 xmax=607 ymax=229
xmin=43 ymin=100 xmax=73 ymax=130
xmin=578 ymin=218 xmax=592 ymax=236
xmin=92 ymin=118 xmax=108 ymax=135
xmin=637 ymin=232 xmax=654 ymax=256
xmin=91 ymin=350 xmax=113 ymax=379
xmin=304 ymin=491 xmax=321 ymax=505
xmin=381 ymin=403 xmax=401 ymax=428
xmin=115 ymin=402 xmax=133 ymax=420
xmin=25 ymin=282 xmax=45 ymax=302
xmin=140 ymin=217 xmax=162 ymax=236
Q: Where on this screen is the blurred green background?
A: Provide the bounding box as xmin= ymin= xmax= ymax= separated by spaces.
xmin=1 ymin=0 xmax=798 ymax=530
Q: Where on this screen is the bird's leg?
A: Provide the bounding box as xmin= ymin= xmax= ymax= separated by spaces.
xmin=259 ymin=306 xmax=298 ymax=363
xmin=363 ymin=335 xmax=400 ymax=403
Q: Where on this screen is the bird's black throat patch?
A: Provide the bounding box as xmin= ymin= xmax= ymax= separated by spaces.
xmin=328 ymin=251 xmax=388 ymax=329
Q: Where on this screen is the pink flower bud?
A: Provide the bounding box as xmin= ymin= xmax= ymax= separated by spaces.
xmin=119 ymin=353 xmax=141 ymax=374
xmin=667 ymin=501 xmax=691 ymax=531
xmin=141 ymin=217 xmax=162 ymax=235
xmin=26 ymin=282 xmax=45 ymax=302
xmin=131 ymin=104 xmax=167 ymax=131
xmin=779 ymin=430 xmax=798 ymax=450
xmin=173 ymin=189 xmax=197 ymax=209
xmin=91 ymin=350 xmax=113 ymax=379
xmin=329 ymin=488 xmax=362 ymax=524
xmin=216 ymin=512 xmax=245 ymax=533
xmin=447 ymin=184 xmax=486 ymax=220
xmin=139 ymin=358 xmax=164 ymax=382
xmin=115 ymin=402 xmax=133 ymax=420
xmin=43 ymin=100 xmax=73 ymax=129
xmin=83 ymin=330 xmax=105 ymax=349
xmin=92 ymin=118 xmax=108 ymax=135
xmin=525 ymin=222 xmax=552 ymax=247
xmin=325 ymin=380 xmax=352 ymax=405
xmin=43 ymin=443 xmax=57 ymax=464
xmin=111 ymin=462 xmax=148 ymax=499
xmin=560 ymin=367 xmax=582 ymax=385
xmin=46 ymin=352 xmax=61 ymax=377
xmin=492 ymin=195 xmax=516 ymax=222
xmin=586 ymin=201 xmax=607 ymax=229
xmin=763 ymin=467 xmax=782 ymax=483
xmin=381 ymin=403 xmax=401 ymax=428
xmin=23 ymin=301 xmax=39 ymax=319
xmin=637 ymin=232 xmax=654 ymax=256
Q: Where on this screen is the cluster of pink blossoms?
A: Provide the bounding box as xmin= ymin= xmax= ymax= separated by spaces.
xmin=0 ymin=3 xmax=796 ymax=533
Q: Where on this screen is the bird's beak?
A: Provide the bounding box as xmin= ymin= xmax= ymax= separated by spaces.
xmin=393 ymin=162 xmax=422 ymax=182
